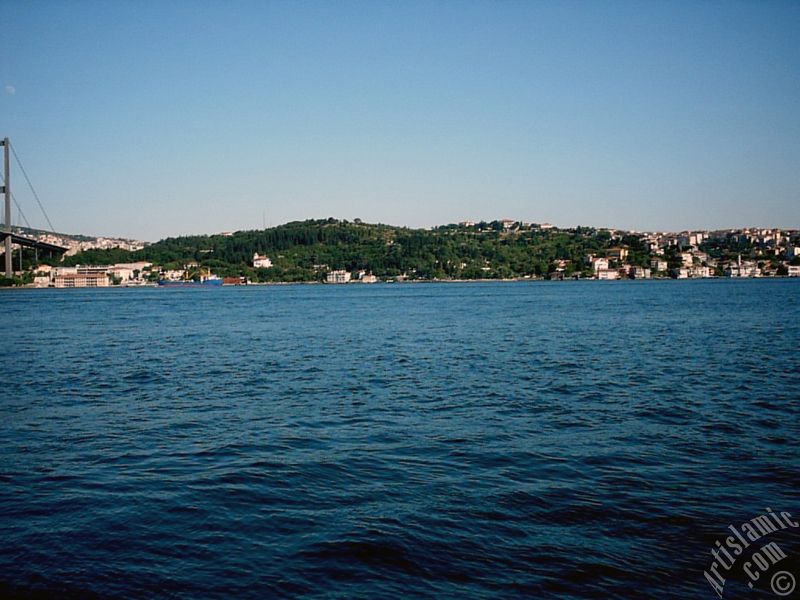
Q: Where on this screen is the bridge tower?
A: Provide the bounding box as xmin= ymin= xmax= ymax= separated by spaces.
xmin=1 ymin=138 xmax=10 ymax=278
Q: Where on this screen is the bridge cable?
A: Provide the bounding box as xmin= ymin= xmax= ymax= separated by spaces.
xmin=9 ymin=141 xmax=56 ymax=233
xmin=0 ymin=171 xmax=33 ymax=229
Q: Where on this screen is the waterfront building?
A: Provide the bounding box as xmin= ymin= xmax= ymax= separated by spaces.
xmin=109 ymin=262 xmax=152 ymax=282
xmin=725 ymin=264 xmax=758 ymax=277
xmin=77 ymin=266 xmax=111 ymax=275
xmin=357 ymin=271 xmax=378 ymax=283
xmin=597 ymin=269 xmax=619 ymax=280
xmin=725 ymin=255 xmax=760 ymax=277
xmin=326 ymin=270 xmax=351 ymax=284
xmin=689 ymin=265 xmax=711 ymax=278
xmin=54 ymin=272 xmax=110 ymax=288
xmin=650 ymin=259 xmax=668 ymax=272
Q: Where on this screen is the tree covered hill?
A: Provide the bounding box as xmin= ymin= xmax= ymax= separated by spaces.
xmin=61 ymin=218 xmax=646 ymax=281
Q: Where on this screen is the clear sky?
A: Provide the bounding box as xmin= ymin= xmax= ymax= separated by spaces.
xmin=2 ymin=1 xmax=799 ymax=240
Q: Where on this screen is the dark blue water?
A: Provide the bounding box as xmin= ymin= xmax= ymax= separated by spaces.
xmin=1 ymin=280 xmax=799 ymax=599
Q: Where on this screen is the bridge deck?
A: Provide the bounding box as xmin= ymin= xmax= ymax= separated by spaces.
xmin=0 ymin=231 xmax=68 ymax=253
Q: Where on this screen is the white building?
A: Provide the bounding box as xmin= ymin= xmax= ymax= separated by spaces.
xmin=591 ymin=257 xmax=609 ymax=272
xmin=109 ymin=262 xmax=152 ymax=282
xmin=631 ymin=267 xmax=651 ymax=279
xmin=726 ymin=264 xmax=760 ymax=277
xmin=54 ymin=272 xmax=109 ymax=288
xmin=597 ymin=269 xmax=619 ymax=280
xmin=607 ymin=247 xmax=629 ymax=261
xmin=357 ymin=271 xmax=378 ymax=283
xmin=725 ymin=256 xmax=759 ymax=278
xmin=787 ymin=265 xmax=800 ymax=277
xmin=253 ymin=253 xmax=273 ymax=268
xmin=650 ymin=259 xmax=668 ymax=272
xmin=326 ymin=270 xmax=351 ymax=284
xmin=689 ymin=265 xmax=712 ymax=278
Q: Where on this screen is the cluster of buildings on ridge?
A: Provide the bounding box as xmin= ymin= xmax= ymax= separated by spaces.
xmin=566 ymin=227 xmax=800 ymax=280
xmin=447 ymin=222 xmax=800 ymax=279
xmin=16 ymin=227 xmax=148 ymax=255
xmin=457 ymin=219 xmax=555 ymax=230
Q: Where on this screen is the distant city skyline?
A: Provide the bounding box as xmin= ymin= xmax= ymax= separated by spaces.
xmin=3 ymin=1 xmax=799 ymax=241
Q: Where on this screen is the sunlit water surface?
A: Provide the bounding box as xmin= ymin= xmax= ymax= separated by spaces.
xmin=1 ymin=280 xmax=799 ymax=598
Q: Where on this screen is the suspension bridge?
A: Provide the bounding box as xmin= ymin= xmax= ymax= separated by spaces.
xmin=1 ymin=137 xmax=67 ymax=278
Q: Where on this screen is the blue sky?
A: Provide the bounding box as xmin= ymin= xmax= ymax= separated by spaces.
xmin=3 ymin=1 xmax=799 ymax=240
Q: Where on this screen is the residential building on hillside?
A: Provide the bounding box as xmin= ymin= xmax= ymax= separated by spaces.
xmin=253 ymin=253 xmax=273 ymax=268
xmin=725 ymin=256 xmax=760 ymax=277
xmin=591 ymin=257 xmax=609 ymax=272
xmin=607 ymin=247 xmax=629 ymax=261
xmin=650 ymin=259 xmax=668 ymax=272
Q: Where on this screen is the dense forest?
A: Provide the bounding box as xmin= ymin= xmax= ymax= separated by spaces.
xmin=58 ymin=219 xmax=649 ymax=281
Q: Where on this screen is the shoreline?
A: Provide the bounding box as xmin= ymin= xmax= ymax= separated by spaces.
xmin=4 ymin=276 xmax=800 ymax=290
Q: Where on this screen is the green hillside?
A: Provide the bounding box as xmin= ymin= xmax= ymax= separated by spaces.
xmin=61 ymin=218 xmax=646 ymax=281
